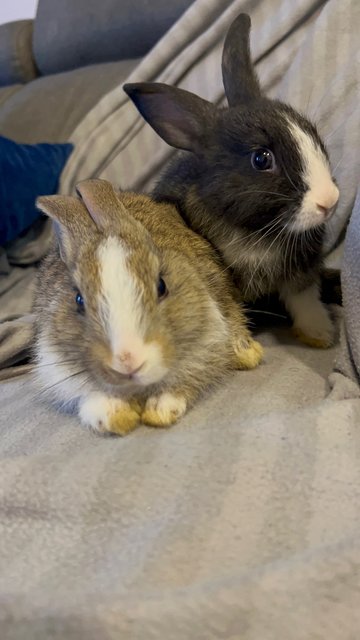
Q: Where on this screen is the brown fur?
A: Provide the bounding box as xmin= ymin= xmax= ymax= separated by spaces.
xmin=34 ymin=179 xmax=263 ymax=434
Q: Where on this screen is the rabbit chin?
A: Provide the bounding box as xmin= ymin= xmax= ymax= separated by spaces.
xmin=129 ymin=360 xmax=169 ymax=388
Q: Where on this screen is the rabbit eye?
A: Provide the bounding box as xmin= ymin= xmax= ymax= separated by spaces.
xmin=251 ymin=148 xmax=275 ymax=172
xmin=157 ymin=277 xmax=168 ymax=300
xmin=75 ymin=291 xmax=85 ymax=312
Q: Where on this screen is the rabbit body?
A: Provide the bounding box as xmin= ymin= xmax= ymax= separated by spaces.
xmin=34 ymin=179 xmax=262 ymax=435
xmin=124 ymin=14 xmax=339 ymax=348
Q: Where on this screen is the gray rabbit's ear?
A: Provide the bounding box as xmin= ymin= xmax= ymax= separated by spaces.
xmin=222 ymin=13 xmax=262 ymax=106
xmin=124 ymin=82 xmax=215 ymax=153
xmin=36 ymin=194 xmax=96 ymax=264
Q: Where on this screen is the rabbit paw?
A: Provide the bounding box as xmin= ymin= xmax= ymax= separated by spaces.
xmin=233 ymin=338 xmax=264 ymax=369
xmin=281 ymin=284 xmax=336 ymax=349
xmin=142 ymin=393 xmax=187 ymax=428
xmin=292 ymin=303 xmax=335 ymax=349
xmin=292 ymin=323 xmax=335 ymax=349
xmin=79 ymin=393 xmax=141 ymax=435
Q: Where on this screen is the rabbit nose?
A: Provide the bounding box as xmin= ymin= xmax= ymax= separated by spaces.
xmin=118 ymin=350 xmax=132 ymax=365
xmin=316 ymin=204 xmax=330 ymax=218
xmin=315 ymin=184 xmax=339 ymax=216
xmin=113 ymin=351 xmax=144 ymax=376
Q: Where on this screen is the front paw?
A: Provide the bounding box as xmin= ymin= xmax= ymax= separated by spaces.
xmin=233 ymin=337 xmax=264 ymax=369
xmin=142 ymin=393 xmax=187 ymax=428
xmin=292 ymin=307 xmax=335 ymax=349
xmin=79 ymin=393 xmax=141 ymax=435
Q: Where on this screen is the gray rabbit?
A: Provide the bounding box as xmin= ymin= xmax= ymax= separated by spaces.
xmin=124 ymin=14 xmax=339 ymax=348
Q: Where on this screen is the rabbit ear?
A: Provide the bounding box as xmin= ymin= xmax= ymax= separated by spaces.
xmin=124 ymin=82 xmax=215 ymax=153
xmin=36 ymin=194 xmax=92 ymax=228
xmin=36 ymin=195 xmax=96 ymax=264
xmin=222 ymin=13 xmax=262 ymax=106
xmin=76 ymin=178 xmax=129 ymax=230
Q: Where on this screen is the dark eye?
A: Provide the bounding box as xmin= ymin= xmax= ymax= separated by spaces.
xmin=75 ymin=291 xmax=85 ymax=311
xmin=157 ymin=277 xmax=167 ymax=300
xmin=251 ymin=148 xmax=275 ymax=172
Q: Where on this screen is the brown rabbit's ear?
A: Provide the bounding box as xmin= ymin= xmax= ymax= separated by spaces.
xmin=76 ymin=178 xmax=129 ymax=229
xmin=36 ymin=194 xmax=96 ymax=264
xmin=124 ymin=82 xmax=215 ymax=154
xmin=222 ymin=13 xmax=262 ymax=106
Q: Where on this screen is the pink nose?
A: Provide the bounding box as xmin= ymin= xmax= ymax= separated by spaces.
xmin=316 ymin=204 xmax=331 ymax=217
xmin=112 ymin=351 xmax=144 ymax=376
xmin=315 ymin=184 xmax=339 ymax=216
xmin=118 ymin=351 xmax=132 ymax=365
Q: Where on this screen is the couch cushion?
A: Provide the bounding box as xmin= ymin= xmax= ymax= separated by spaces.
xmin=33 ymin=0 xmax=194 ymax=75
xmin=0 ymin=59 xmax=139 ymax=144
xmin=0 ymin=20 xmax=38 ymax=87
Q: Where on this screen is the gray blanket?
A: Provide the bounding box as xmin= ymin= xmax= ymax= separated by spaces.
xmin=1 ymin=0 xmax=360 ymax=637
xmin=2 ymin=328 xmax=360 ymax=640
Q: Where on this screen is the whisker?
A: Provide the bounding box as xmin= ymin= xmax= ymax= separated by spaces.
xmin=282 ymin=164 xmax=300 ymax=193
xmin=40 ymin=370 xmax=88 ymax=395
xmin=332 ymin=153 xmax=345 ymax=176
xmin=248 ymin=309 xmax=288 ymax=320
xmin=230 ymin=189 xmax=294 ymax=200
xmin=310 ymin=72 xmax=344 ymax=123
xmin=245 ymin=217 xmax=283 ymax=251
xmin=243 ymin=226 xmax=286 ymax=298
xmin=208 ymin=217 xmax=284 ymax=285
xmin=222 ymin=214 xmax=285 ymax=250
xmin=304 ymin=84 xmax=315 ymax=118
xmin=34 ymin=359 xmax=81 ymax=369
xmin=324 ymin=118 xmax=347 ymax=145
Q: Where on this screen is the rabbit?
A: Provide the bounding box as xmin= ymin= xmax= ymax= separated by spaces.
xmin=123 ymin=13 xmax=340 ymax=349
xmin=33 ymin=178 xmax=263 ymax=435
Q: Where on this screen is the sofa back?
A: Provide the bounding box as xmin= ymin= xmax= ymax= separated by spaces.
xmin=33 ymin=0 xmax=194 ymax=75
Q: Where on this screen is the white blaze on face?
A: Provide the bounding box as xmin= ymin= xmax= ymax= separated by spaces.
xmin=287 ymin=119 xmax=339 ymax=232
xmin=98 ymin=236 xmax=143 ymax=357
xmin=97 ymin=236 xmax=167 ymax=384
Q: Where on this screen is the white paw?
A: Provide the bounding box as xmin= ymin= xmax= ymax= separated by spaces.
xmin=293 ymin=304 xmax=335 ymax=348
xmin=79 ymin=392 xmax=140 ymax=436
xmin=142 ymin=392 xmax=187 ymax=427
xmin=281 ymin=283 xmax=336 ymax=349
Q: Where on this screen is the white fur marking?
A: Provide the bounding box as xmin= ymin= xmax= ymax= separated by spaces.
xmin=287 ymin=120 xmax=339 ymax=232
xmin=97 ymin=236 xmax=168 ymax=385
xmin=98 ymin=235 xmax=147 ymax=366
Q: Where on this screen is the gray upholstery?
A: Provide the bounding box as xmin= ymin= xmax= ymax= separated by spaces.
xmin=0 ymin=20 xmax=38 ymax=87
xmin=0 ymin=84 xmax=22 ymax=109
xmin=33 ymin=0 xmax=194 ymax=75
xmin=0 ymin=59 xmax=139 ymax=143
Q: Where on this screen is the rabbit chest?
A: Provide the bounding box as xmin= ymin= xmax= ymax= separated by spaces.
xmin=212 ymin=221 xmax=322 ymax=302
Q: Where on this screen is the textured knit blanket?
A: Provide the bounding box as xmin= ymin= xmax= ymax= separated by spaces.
xmin=1 ymin=1 xmax=360 ymax=638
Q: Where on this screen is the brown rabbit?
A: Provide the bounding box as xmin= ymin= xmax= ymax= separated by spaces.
xmin=34 ymin=179 xmax=263 ymax=435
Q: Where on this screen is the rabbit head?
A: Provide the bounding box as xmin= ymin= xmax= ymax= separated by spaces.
xmin=124 ymin=14 xmax=339 ymax=236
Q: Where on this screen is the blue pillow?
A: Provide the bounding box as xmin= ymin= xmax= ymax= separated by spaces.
xmin=0 ymin=135 xmax=73 ymax=245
